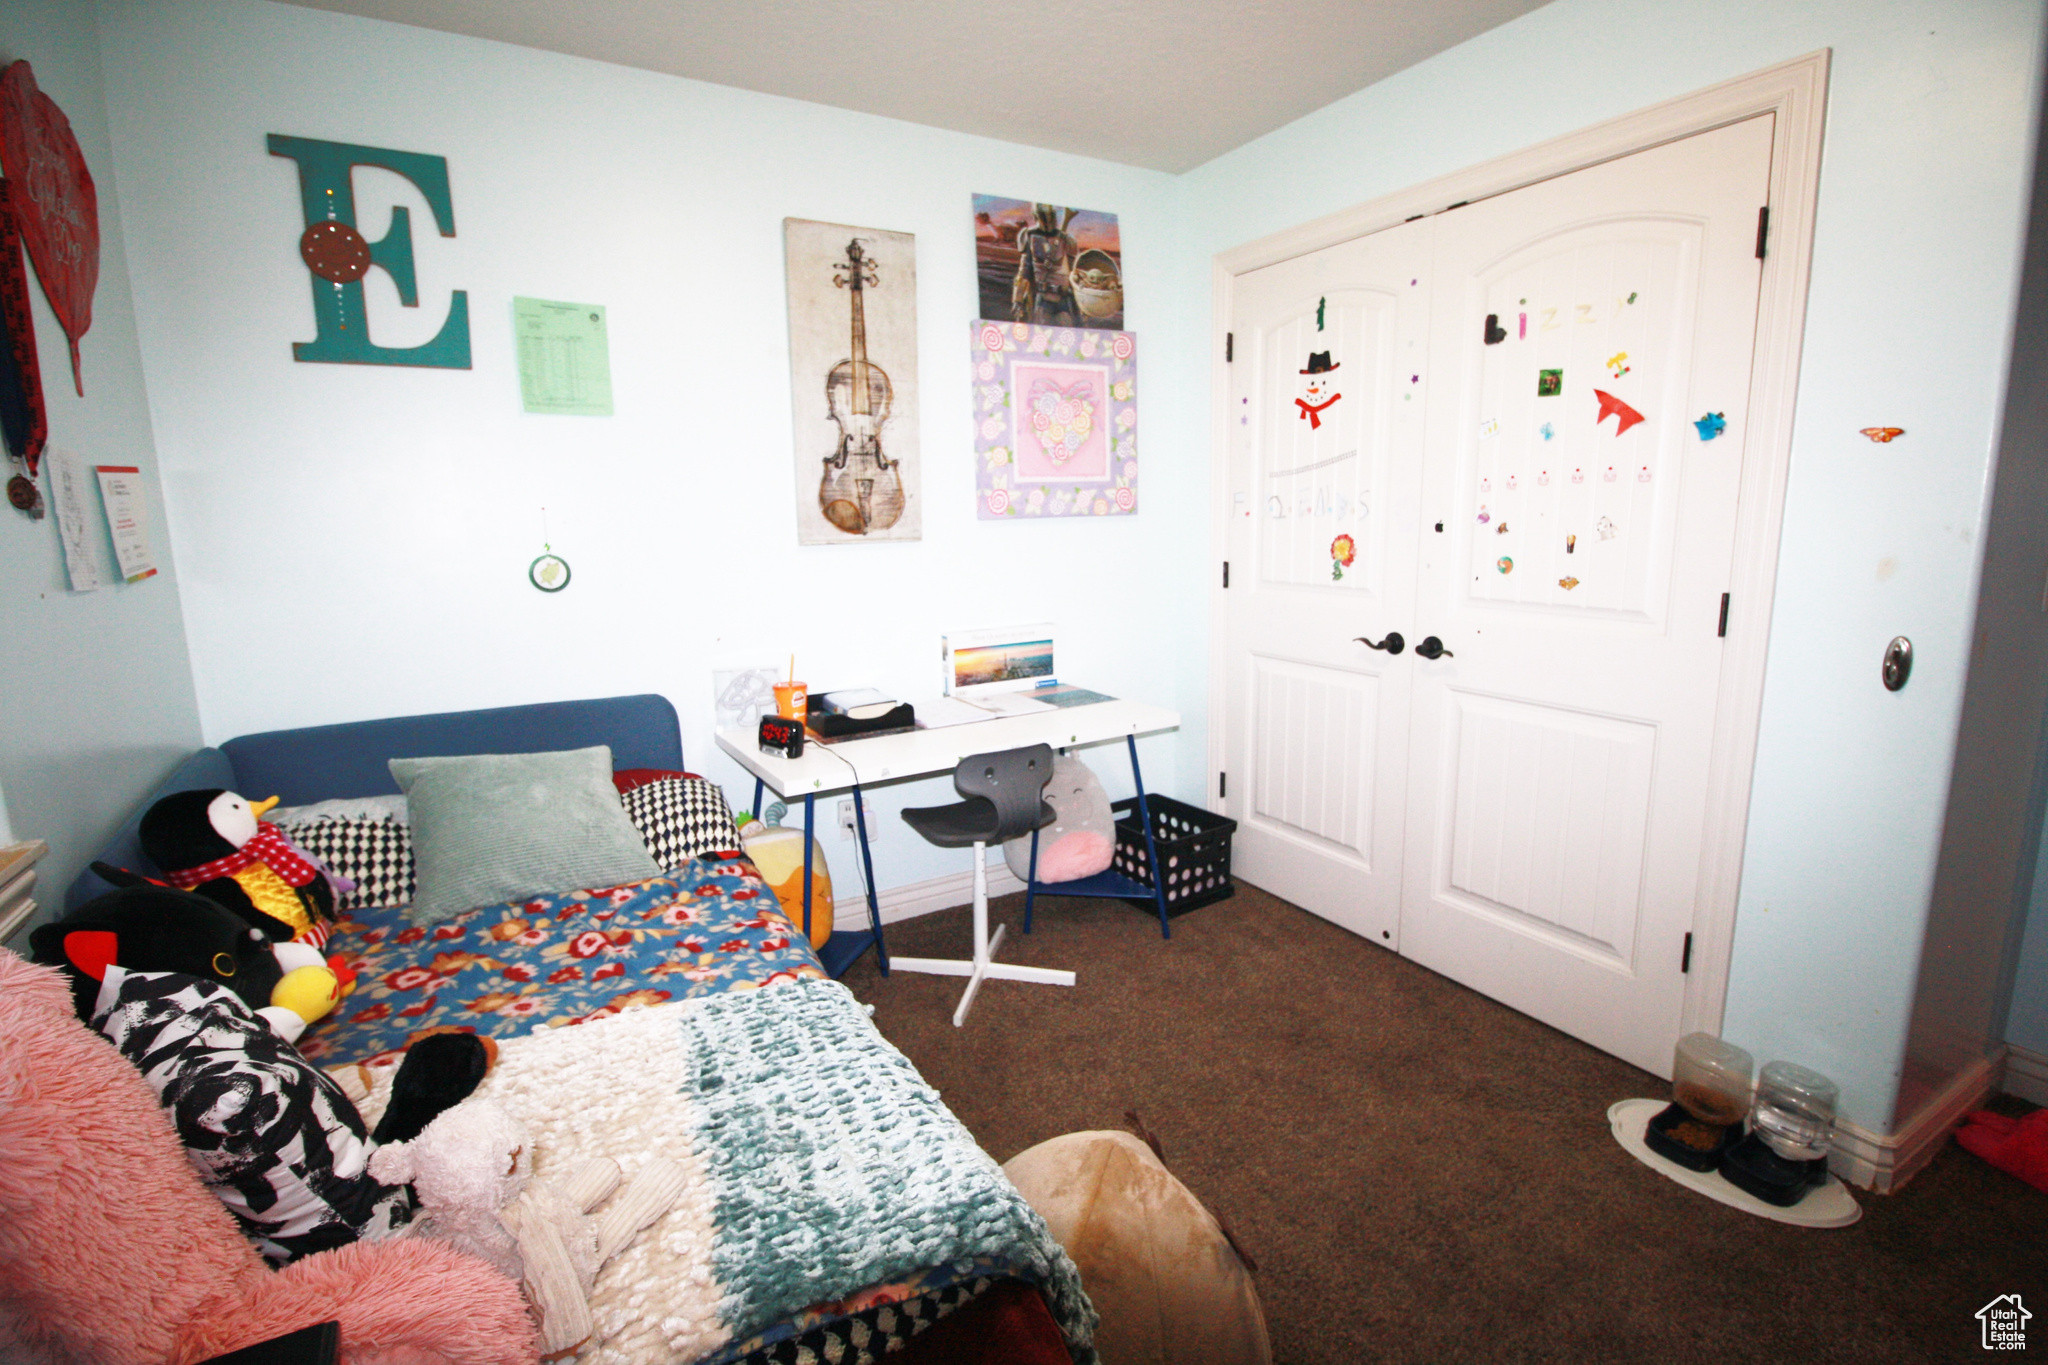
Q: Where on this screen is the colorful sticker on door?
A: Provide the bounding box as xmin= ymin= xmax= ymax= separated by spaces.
xmin=1607 ymin=352 xmax=1631 ymax=378
xmin=1694 ymin=412 xmax=1726 ymax=441
xmin=1537 ymin=369 xmax=1563 ymax=397
xmin=1296 ymin=352 xmax=1340 ymax=428
xmin=1860 ymin=427 xmax=1905 ymax=443
xmin=1497 ymin=556 xmax=1513 ymax=574
xmin=1594 ymin=388 xmax=1645 ymax=436
xmin=1558 ymin=576 xmax=1579 ymax=590
xmin=1330 ymin=534 xmax=1355 ymax=581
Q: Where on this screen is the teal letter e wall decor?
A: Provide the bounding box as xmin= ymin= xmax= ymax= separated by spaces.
xmin=268 ymin=134 xmax=471 ymax=369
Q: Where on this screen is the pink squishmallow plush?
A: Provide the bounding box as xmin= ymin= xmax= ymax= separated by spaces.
xmin=1005 ymin=753 xmax=1116 ymax=883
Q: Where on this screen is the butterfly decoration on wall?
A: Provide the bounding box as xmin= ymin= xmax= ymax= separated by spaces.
xmin=1859 ymin=427 xmax=1905 ymax=443
xmin=1027 ymin=376 xmax=1095 ymax=464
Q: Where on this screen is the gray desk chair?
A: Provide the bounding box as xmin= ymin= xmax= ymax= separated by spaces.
xmin=890 ymin=744 xmax=1076 ymax=1026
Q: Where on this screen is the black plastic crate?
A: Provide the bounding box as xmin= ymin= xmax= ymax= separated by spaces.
xmin=1109 ymin=794 xmax=1237 ymax=917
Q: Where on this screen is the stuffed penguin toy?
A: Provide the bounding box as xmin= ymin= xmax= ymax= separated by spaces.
xmin=140 ymin=789 xmax=341 ymax=948
xmin=27 ymin=883 xmax=335 ymax=1039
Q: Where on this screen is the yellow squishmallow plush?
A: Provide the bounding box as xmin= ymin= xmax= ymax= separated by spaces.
xmin=738 ymin=820 xmax=833 ymax=951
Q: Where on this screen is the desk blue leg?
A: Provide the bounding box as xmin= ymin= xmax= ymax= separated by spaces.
xmin=801 ymin=793 xmax=814 ymax=943
xmin=752 ymin=778 xmax=764 ymax=822
xmin=851 ymin=782 xmax=888 ymax=976
xmin=1023 ymin=824 xmax=1042 ymax=934
xmin=1129 ymin=735 xmax=1171 ymax=940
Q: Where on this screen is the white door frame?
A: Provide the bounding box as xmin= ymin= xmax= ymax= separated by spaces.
xmin=1206 ymin=52 xmax=1831 ymax=1042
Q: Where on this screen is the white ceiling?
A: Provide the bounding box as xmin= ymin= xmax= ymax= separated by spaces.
xmin=277 ymin=0 xmax=1549 ymax=173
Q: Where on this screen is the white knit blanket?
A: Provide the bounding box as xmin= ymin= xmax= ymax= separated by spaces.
xmin=473 ymin=979 xmax=1096 ymax=1364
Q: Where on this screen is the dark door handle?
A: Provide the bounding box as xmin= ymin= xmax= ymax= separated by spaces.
xmin=1415 ymin=635 xmax=1454 ymax=660
xmin=1355 ymin=632 xmax=1404 ymax=655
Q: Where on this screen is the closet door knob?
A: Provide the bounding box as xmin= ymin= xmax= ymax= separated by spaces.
xmin=1415 ymin=635 xmax=1454 ymax=660
xmin=1355 ymin=632 xmax=1404 ymax=655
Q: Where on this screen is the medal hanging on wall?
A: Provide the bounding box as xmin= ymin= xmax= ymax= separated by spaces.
xmin=0 ymin=178 xmax=48 ymax=519
xmin=529 ymin=507 xmax=570 ymax=592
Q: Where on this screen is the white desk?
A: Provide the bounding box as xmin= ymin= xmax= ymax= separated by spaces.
xmin=714 ymin=697 xmax=1181 ymax=980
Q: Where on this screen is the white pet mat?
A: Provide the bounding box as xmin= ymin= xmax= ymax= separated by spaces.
xmin=1608 ymin=1098 xmax=1862 ymax=1228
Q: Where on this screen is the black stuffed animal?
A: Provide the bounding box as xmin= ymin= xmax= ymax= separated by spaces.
xmin=139 ymin=789 xmax=338 ymax=946
xmin=29 ymin=883 xmax=286 ymax=1025
xmin=30 ymin=884 xmax=492 ymax=1148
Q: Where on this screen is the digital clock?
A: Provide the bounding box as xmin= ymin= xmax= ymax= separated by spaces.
xmin=758 ymin=714 xmax=805 ymax=758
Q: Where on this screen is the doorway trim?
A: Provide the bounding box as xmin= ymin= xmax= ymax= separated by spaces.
xmin=1206 ymin=51 xmax=1831 ymax=1042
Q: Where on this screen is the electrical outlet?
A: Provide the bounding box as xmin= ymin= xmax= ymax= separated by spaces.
xmin=837 ymin=798 xmax=862 ymax=840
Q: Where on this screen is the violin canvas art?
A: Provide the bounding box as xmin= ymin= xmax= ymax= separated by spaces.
xmin=783 ymin=218 xmax=921 ymax=544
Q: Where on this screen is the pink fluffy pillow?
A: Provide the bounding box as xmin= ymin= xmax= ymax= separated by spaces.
xmin=1036 ymin=830 xmax=1116 ymax=881
xmin=0 ymin=948 xmax=538 ymax=1365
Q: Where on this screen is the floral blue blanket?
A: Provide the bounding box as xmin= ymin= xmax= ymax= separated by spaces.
xmin=295 ymin=850 xmax=826 ymax=1067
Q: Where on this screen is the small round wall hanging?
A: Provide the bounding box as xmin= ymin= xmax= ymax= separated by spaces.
xmin=529 ymin=552 xmax=570 ymax=592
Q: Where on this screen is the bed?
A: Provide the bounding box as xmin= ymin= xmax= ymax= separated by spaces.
xmin=72 ymin=694 xmax=1094 ymax=1365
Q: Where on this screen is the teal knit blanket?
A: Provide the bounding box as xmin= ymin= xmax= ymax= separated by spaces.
xmin=681 ymin=980 xmax=1098 ymax=1362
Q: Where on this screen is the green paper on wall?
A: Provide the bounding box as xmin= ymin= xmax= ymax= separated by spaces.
xmin=514 ymin=297 xmax=613 ymax=415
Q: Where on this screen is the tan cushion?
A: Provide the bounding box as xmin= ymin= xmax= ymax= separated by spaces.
xmin=1003 ymin=1131 xmax=1271 ymax=1365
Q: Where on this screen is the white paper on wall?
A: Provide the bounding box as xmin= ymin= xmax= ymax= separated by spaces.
xmin=93 ymin=465 xmax=157 ymax=584
xmin=48 ymin=447 xmax=104 ymax=592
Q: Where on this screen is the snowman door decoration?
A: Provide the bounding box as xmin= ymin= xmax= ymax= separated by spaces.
xmin=1295 ymin=351 xmax=1341 ymax=429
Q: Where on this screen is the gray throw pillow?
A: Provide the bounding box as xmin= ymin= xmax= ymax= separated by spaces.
xmin=389 ymin=745 xmax=660 ymax=925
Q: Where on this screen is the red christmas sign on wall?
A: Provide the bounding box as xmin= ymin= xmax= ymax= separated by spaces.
xmin=0 ymin=61 xmax=98 ymax=395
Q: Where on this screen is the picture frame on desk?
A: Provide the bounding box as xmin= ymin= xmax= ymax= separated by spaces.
xmin=942 ymin=622 xmax=1055 ymax=697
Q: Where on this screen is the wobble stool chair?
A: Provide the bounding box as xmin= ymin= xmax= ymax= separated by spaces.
xmin=892 ymin=744 xmax=1076 ymax=1026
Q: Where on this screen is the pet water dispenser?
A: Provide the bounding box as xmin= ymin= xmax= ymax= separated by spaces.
xmin=1644 ymin=1032 xmax=1752 ymax=1171
xmin=1721 ymin=1061 xmax=1839 ymax=1206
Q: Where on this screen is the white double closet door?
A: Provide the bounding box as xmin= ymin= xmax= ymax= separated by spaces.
xmin=1222 ymin=117 xmax=1772 ymax=1077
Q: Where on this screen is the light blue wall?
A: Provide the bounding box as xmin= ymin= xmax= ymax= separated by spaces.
xmin=1904 ymin=52 xmax=2048 ymax=1117
xmin=93 ymin=0 xmax=1187 ymax=900
xmin=0 ymin=0 xmax=201 ymax=928
xmin=1168 ymin=0 xmax=2047 ymax=1129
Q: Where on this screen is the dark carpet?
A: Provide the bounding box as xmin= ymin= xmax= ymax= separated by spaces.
xmin=840 ymin=881 xmax=2048 ymax=1365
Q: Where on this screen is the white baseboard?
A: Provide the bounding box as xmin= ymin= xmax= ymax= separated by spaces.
xmin=830 ymin=862 xmax=1026 ymax=930
xmin=2003 ymin=1043 xmax=2048 ymax=1106
xmin=1829 ymin=1049 xmax=2002 ymax=1193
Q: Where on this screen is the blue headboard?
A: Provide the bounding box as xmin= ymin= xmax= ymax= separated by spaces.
xmin=68 ymin=694 xmax=683 ymax=911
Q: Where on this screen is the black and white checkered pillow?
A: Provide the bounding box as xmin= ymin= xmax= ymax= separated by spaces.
xmin=283 ymin=815 xmax=415 ymax=910
xmin=622 ymin=776 xmax=742 ymax=868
